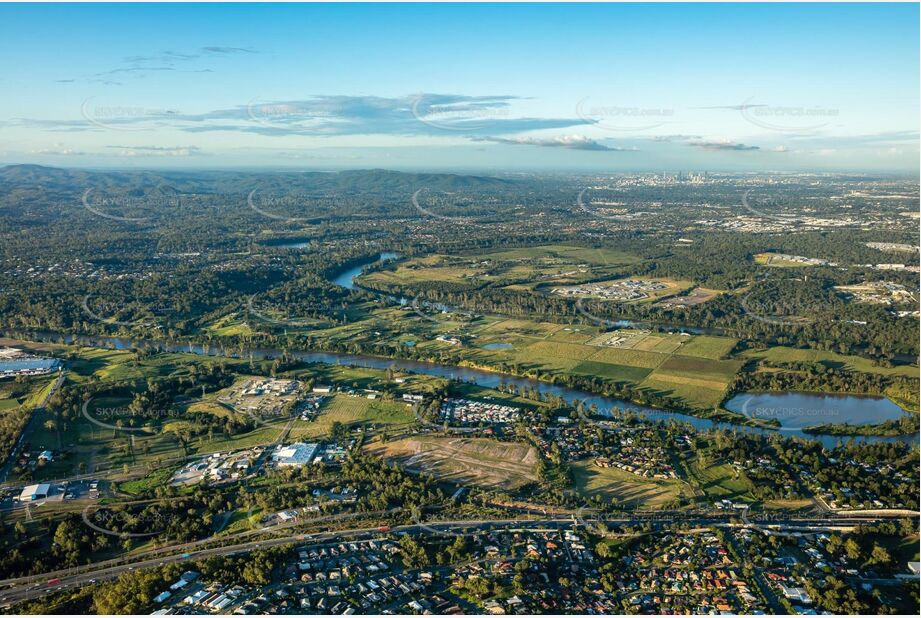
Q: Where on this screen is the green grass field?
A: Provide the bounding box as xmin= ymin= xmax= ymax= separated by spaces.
xmin=460 ymin=324 xmax=742 ymax=409
xmin=744 ymin=346 xmax=919 ymax=378
xmin=572 ymin=360 xmax=654 ymax=382
xmin=117 ymin=467 xmax=176 ymax=496
xmin=478 ymin=245 xmax=639 ymax=265
xmin=675 ymin=336 xmax=738 ymax=360
xmin=361 ymin=244 xmax=642 ymax=292
xmin=685 ymin=452 xmax=756 ymax=503
xmin=287 ymin=394 xmax=416 ymax=441
xmin=571 ymin=459 xmax=690 ymax=508
xmin=204 ymin=315 xmax=255 ymax=337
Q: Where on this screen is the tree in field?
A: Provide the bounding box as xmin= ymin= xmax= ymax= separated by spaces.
xmin=869 ymin=543 xmax=891 ymax=567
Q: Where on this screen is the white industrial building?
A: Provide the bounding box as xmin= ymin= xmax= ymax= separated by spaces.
xmin=18 ymin=483 xmax=51 ymax=502
xmin=271 ymin=442 xmax=319 ymax=467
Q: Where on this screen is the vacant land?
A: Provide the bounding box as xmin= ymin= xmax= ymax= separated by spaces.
xmin=288 ymin=394 xmax=416 ymax=440
xmin=754 ymin=252 xmax=825 ymax=267
xmin=0 ymin=374 xmax=53 ymax=411
xmin=204 ymin=314 xmax=255 ymax=337
xmin=570 ymin=459 xmax=690 ymax=508
xmin=656 ymin=287 xmax=722 ymax=308
xmin=744 ymin=347 xmax=918 ymax=378
xmin=365 ymin=436 xmax=539 ymax=489
xmin=685 ymin=453 xmax=756 ymax=504
xmin=360 ymin=244 xmax=641 ymax=292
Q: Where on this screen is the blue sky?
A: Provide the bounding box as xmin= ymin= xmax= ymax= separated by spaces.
xmin=1 ymin=2 xmax=918 ymax=172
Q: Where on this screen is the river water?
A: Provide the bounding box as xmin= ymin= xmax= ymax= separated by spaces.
xmin=332 ymin=252 xmax=400 ymax=289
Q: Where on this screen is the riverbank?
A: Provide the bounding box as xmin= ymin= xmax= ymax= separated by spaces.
xmin=3 ymin=330 xmax=917 ymax=450
xmin=804 ymin=415 xmax=920 ymax=437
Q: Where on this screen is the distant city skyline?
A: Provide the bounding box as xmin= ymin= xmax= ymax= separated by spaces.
xmin=1 ymin=2 xmax=918 ymax=172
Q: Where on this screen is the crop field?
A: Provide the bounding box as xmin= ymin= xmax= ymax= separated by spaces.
xmin=523 ymin=340 xmax=598 ymax=361
xmin=478 ymin=318 xmax=565 ymax=337
xmin=585 ymin=347 xmax=669 ymax=368
xmin=570 ymin=459 xmax=690 ymax=508
xmin=674 ymin=335 xmax=738 ymax=359
xmin=633 ymin=335 xmax=686 ymax=354
xmin=571 ymin=361 xmax=653 ymax=382
xmin=638 ymin=355 xmax=743 ymax=408
xmin=659 ymin=355 xmax=742 ymax=379
xmin=366 ymin=436 xmax=539 ymax=489
xmin=450 ymin=321 xmax=744 ymax=409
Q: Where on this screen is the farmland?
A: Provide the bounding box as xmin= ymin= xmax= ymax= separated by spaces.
xmin=348 ymin=245 xmax=748 ymax=411
xmin=455 ymin=322 xmax=743 ymax=409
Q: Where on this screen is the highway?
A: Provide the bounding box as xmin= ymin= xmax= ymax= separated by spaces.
xmin=0 ymin=512 xmax=908 ymax=608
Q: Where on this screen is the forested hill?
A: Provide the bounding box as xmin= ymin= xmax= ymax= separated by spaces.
xmin=0 ymin=165 xmax=514 ymax=196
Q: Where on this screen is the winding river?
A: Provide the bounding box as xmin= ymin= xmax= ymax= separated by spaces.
xmin=5 ymin=252 xmax=917 ymax=450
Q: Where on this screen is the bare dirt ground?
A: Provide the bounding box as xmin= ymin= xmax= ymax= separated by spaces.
xmin=365 ymin=436 xmax=539 ymax=489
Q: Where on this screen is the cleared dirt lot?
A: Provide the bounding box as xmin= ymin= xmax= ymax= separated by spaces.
xmin=365 ymin=436 xmax=539 ymax=489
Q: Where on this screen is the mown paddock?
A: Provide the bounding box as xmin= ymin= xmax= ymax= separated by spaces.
xmin=685 ymin=453 xmax=756 ymax=503
xmin=743 ymin=346 xmax=919 ymax=378
xmin=287 ymin=394 xmax=416 ymax=441
xmin=467 ymin=325 xmax=744 ymax=409
xmin=473 ymin=244 xmax=641 ymax=266
xmin=585 ymin=347 xmax=670 ymax=368
xmin=658 ymin=355 xmax=743 ymax=380
xmin=571 ymin=361 xmax=653 ymax=382
xmin=674 ymin=335 xmax=738 ymax=359
xmin=570 ymin=459 xmax=690 ymax=508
